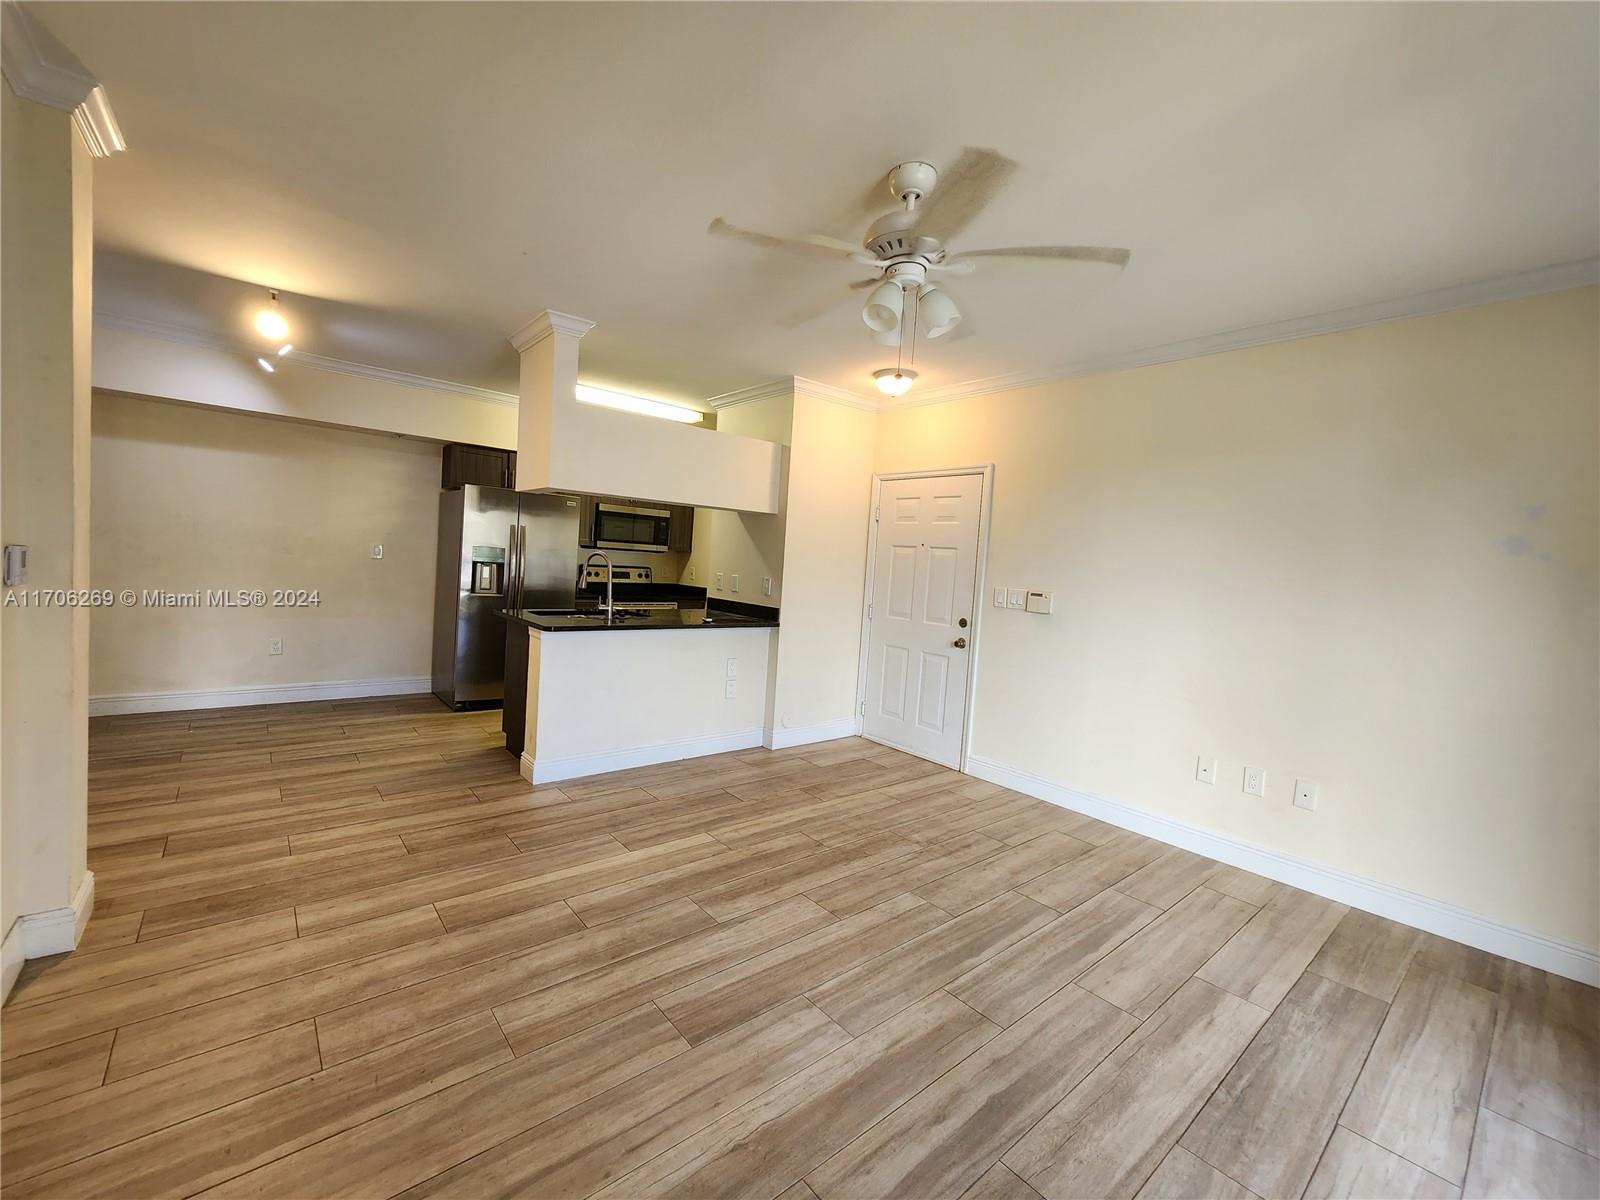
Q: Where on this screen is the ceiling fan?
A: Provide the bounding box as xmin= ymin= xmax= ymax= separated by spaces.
xmin=708 ymin=147 xmax=1131 ymax=382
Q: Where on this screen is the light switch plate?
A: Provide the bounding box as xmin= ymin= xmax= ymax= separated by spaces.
xmin=371 ymin=544 xmax=384 ymax=559
xmin=1196 ymin=757 xmax=1216 ymax=785
xmin=725 ymin=658 xmax=737 ymax=679
xmin=994 ymin=587 xmax=1007 ymax=608
xmin=714 ymin=572 xmax=723 ymax=590
xmin=762 ymin=577 xmax=772 ymax=596
xmin=1293 ymin=778 xmax=1319 ymax=811
xmin=1007 ymin=588 xmax=1025 ymax=609
xmin=1243 ymin=765 xmax=1266 ymax=797
xmin=3 ymin=544 xmax=26 ymax=586
xmin=1025 ymin=591 xmax=1053 ymax=614
xmin=723 ymin=678 xmax=737 ymax=699
xmin=268 ymin=638 xmax=283 ymax=656
xmin=730 ymin=574 xmax=740 ymax=593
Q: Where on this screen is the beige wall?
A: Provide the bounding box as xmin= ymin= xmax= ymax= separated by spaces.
xmin=90 ymin=393 xmax=441 ymax=700
xmin=2 ymin=85 xmax=94 ymax=961
xmin=768 ymin=389 xmax=877 ymax=737
xmin=94 ymin=322 xmax=518 ymax=448
xmin=875 ymin=287 xmax=1599 ymax=950
xmin=685 ymin=393 xmax=792 ymax=604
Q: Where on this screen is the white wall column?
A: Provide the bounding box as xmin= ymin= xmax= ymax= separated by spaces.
xmin=1 ymin=2 xmax=125 ymax=997
xmin=511 ymin=309 xmax=594 ymax=493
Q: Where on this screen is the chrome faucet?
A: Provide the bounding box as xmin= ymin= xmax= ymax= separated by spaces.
xmin=584 ymin=551 xmax=615 ymax=619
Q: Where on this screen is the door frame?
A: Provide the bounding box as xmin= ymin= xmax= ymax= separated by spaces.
xmin=854 ymin=464 xmax=995 ymax=772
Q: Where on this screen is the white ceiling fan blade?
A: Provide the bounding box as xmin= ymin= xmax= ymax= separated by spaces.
xmin=707 ymin=218 xmax=868 ymax=262
xmin=911 ymin=147 xmax=1019 ymax=242
xmin=948 ymin=245 xmax=1131 ymax=268
xmin=778 ymin=280 xmax=881 ymax=327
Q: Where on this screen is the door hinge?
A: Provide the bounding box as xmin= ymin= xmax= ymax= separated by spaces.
xmin=859 ymin=699 xmax=866 ymax=717
xmin=866 ymin=603 xmax=873 ymax=620
xmin=873 ymin=506 xmax=880 ymax=522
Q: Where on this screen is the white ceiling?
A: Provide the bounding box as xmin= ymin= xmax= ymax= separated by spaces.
xmin=36 ymin=1 xmax=1600 ymax=406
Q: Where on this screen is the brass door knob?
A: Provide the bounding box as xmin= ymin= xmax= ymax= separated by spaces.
xmin=953 ymin=637 xmax=968 ymax=649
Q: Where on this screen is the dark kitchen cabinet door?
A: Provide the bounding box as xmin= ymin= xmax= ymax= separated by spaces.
xmin=442 ymin=444 xmax=516 ymax=489
xmin=668 ymin=506 xmax=695 ymax=553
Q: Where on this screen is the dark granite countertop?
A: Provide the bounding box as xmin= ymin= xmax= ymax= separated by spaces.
xmin=502 ymin=599 xmax=778 ymax=633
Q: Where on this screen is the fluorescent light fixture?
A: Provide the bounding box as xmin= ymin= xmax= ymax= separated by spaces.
xmin=873 ymin=368 xmax=917 ymax=397
xmin=276 ymin=343 xmax=293 ymax=356
xmin=575 ymin=384 xmax=704 ymax=424
xmin=256 ymin=356 xmax=276 ymax=373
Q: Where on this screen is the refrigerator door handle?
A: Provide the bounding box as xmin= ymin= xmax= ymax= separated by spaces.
xmin=505 ymin=523 xmax=520 ymax=612
xmin=515 ymin=524 xmax=528 ymax=611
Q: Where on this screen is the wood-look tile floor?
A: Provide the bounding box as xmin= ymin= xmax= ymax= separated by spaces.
xmin=3 ymin=695 xmax=1596 ymax=1200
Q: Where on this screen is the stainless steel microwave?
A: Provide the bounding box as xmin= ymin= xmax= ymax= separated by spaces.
xmin=593 ymin=501 xmax=672 ymax=553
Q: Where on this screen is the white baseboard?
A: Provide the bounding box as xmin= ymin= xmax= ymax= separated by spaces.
xmin=765 ymin=717 xmax=861 ymax=751
xmin=13 ymin=869 xmax=96 ymax=960
xmin=89 ymin=676 xmax=433 ymax=716
xmin=967 ymin=755 xmax=1600 ymax=986
xmin=1 ymin=921 xmax=23 ymax=1003
xmin=522 ymin=727 xmax=766 ymax=785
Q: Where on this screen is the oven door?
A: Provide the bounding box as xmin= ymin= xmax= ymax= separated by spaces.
xmin=594 ymin=503 xmax=672 ymax=553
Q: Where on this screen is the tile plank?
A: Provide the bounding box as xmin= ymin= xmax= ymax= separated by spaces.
xmin=196 ymin=1004 xmax=689 ymax=1200
xmin=810 ymin=984 xmax=1136 ymax=1200
xmin=915 ymin=831 xmax=1093 ymax=916
xmin=1077 ymin=886 xmax=1257 ymax=1019
xmin=1003 ymin=978 xmax=1269 ymax=1200
xmin=591 ymin=991 xmax=998 ymax=1200
xmin=398 ymin=997 xmax=850 ymax=1199
xmin=1341 ymin=965 xmax=1498 ymax=1184
xmin=1461 ymin=1108 xmax=1600 ymax=1200
xmin=1181 ymin=972 xmax=1388 ymax=1198
xmin=948 ymin=887 xmax=1160 ymax=1026
xmin=808 ymin=891 xmax=1056 ymax=1035
xmin=1304 ymin=1127 xmax=1460 ymax=1199
xmin=656 ymin=893 xmax=950 ymax=1044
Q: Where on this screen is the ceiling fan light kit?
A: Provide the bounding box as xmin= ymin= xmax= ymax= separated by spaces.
xmin=862 ymin=280 xmax=904 ymax=333
xmin=707 ymin=147 xmax=1130 ymax=395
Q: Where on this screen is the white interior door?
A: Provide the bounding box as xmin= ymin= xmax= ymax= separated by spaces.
xmin=861 ymin=473 xmax=984 ymax=768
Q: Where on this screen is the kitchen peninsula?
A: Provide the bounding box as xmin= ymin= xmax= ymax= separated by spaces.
xmin=502 ymin=601 xmax=780 ymax=783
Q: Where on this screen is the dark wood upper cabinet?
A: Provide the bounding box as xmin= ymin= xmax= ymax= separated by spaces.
xmin=442 ymin=444 xmax=516 ymax=490
xmin=668 ymin=505 xmax=695 ymax=553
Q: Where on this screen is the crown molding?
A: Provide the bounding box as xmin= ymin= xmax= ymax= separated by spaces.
xmin=2 ymin=2 xmax=125 ymax=156
xmin=706 ymin=379 xmax=795 ymax=410
xmin=509 ymin=310 xmax=596 ymax=352
xmin=880 ymin=258 xmax=1600 ymax=411
xmin=792 ymin=375 xmax=880 ymax=413
xmin=94 ymin=311 xmax=519 ymax=406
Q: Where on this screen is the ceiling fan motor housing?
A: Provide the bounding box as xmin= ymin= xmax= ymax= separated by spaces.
xmin=887 ymin=160 xmax=938 ymax=205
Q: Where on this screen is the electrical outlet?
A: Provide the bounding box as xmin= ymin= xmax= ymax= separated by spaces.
xmin=762 ymin=577 xmax=772 ymax=596
xmin=1007 ymin=588 xmax=1025 ymax=609
xmin=371 ymin=544 xmax=384 ymax=559
xmin=1293 ymin=778 xmax=1319 ymax=811
xmin=268 ymin=638 xmax=283 ymax=656
xmin=686 ymin=565 xmax=696 ymax=581
xmin=714 ymin=571 xmax=723 ymax=590
xmin=730 ymin=574 xmax=740 ymax=593
xmin=725 ymin=658 xmax=737 ymax=679
xmin=1196 ymin=757 xmax=1216 ymax=785
xmin=994 ymin=587 xmax=1007 ymax=608
xmin=1243 ymin=765 xmax=1266 ymax=797
xmin=723 ymin=678 xmax=737 ymax=699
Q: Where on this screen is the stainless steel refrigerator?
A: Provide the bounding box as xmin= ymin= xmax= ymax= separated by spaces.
xmin=431 ymin=486 xmax=579 ymax=709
